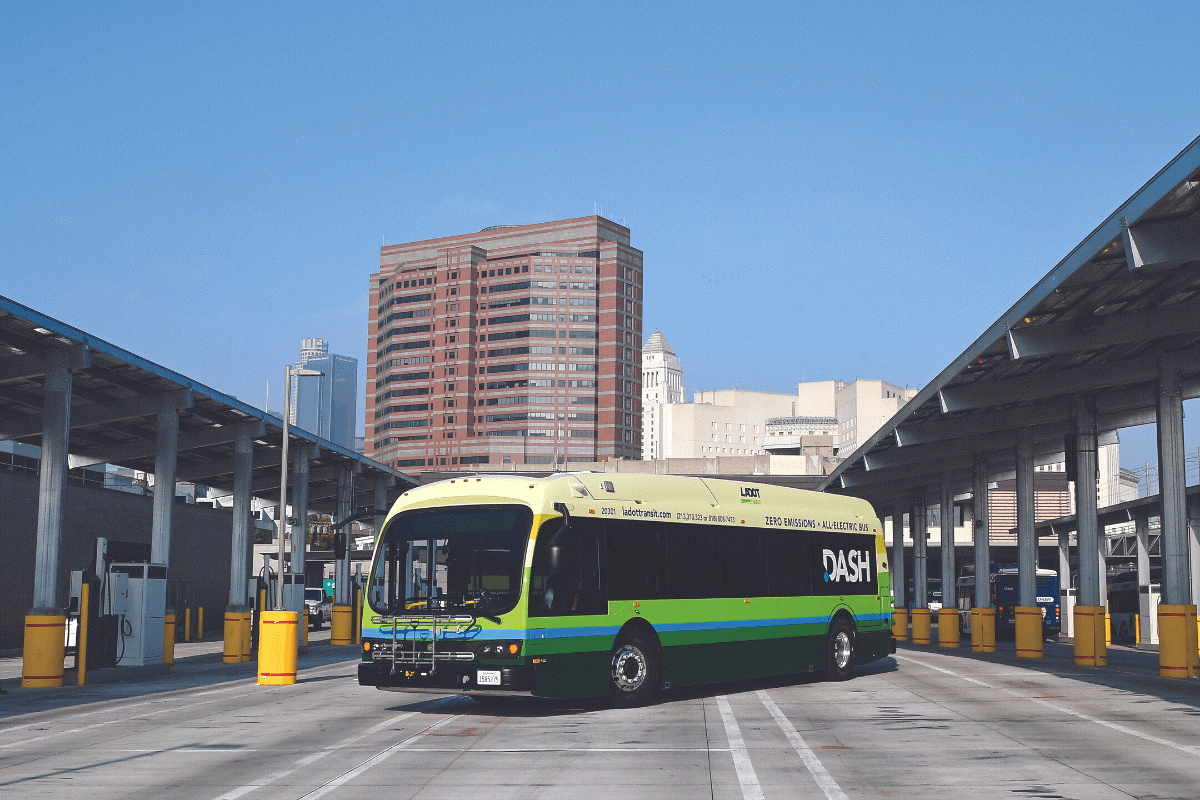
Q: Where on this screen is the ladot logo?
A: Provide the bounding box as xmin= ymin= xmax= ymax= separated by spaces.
xmin=822 ymin=549 xmax=871 ymax=583
xmin=739 ymin=486 xmax=761 ymax=504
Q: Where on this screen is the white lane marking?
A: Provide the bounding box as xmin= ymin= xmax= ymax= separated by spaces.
xmin=99 ymin=746 xmax=734 ymax=754
xmin=0 ymin=692 xmax=257 ymax=750
xmin=715 ymin=695 xmax=765 ymax=800
xmin=295 ymin=716 xmax=459 ymax=800
xmin=0 ymin=660 xmax=354 ymax=734
xmin=757 ymin=690 xmax=849 ymax=800
xmin=896 ymin=654 xmax=1200 ymax=757
xmin=210 ymin=700 xmax=459 ymax=800
xmin=293 ymin=709 xmax=426 ymax=767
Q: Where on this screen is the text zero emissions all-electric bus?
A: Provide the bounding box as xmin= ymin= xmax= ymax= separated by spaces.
xmin=357 ymin=473 xmax=895 ymax=705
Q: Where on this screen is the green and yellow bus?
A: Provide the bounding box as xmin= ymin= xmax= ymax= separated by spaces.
xmin=358 ymin=473 xmax=894 ymax=705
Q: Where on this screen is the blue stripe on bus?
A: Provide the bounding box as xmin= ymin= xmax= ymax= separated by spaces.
xmin=362 ymin=612 xmax=890 ymax=641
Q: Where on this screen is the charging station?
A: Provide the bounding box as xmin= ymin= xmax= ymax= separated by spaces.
xmin=110 ymin=563 xmax=167 ymax=666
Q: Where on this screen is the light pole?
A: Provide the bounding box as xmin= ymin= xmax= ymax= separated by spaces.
xmin=277 ymin=364 xmax=323 ymax=610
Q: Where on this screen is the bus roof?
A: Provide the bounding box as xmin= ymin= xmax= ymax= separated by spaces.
xmin=386 ymin=471 xmax=880 ymax=530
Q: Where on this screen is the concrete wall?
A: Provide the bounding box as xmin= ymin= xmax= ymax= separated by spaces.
xmin=0 ymin=469 xmax=237 ymax=651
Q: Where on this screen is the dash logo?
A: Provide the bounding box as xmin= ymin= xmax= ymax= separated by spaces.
xmin=822 ymin=549 xmax=871 ymax=583
xmin=739 ymin=486 xmax=761 ymax=504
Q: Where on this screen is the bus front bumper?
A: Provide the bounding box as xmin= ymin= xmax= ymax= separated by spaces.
xmin=358 ymin=661 xmax=535 ymax=696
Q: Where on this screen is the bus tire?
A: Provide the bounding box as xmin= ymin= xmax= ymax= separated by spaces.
xmin=609 ymin=630 xmax=659 ymax=707
xmin=825 ymin=615 xmax=857 ymax=681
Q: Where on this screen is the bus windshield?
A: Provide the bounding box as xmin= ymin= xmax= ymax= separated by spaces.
xmin=367 ymin=504 xmax=533 ymax=619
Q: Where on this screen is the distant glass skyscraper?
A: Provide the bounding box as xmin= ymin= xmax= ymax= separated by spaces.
xmin=292 ymin=338 xmax=358 ymax=450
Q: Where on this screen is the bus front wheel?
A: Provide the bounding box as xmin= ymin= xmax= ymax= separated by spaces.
xmin=610 ymin=630 xmax=659 ymax=707
xmin=825 ymin=616 xmax=857 ymax=681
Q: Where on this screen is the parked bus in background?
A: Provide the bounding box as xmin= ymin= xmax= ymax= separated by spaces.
xmin=1108 ymin=566 xmax=1161 ymax=643
xmin=905 ymin=579 xmax=943 ymax=616
xmin=956 ymin=564 xmax=1060 ymax=637
xmin=357 ymin=473 xmax=895 ymax=705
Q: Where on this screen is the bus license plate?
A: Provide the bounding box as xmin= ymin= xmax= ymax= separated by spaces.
xmin=477 ymin=670 xmax=501 ymax=686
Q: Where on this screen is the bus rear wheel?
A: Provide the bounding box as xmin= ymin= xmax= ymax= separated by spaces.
xmin=825 ymin=616 xmax=857 ymax=681
xmin=610 ymin=630 xmax=659 ymax=707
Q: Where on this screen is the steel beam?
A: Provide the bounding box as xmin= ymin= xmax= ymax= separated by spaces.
xmin=179 ymin=447 xmax=280 ymax=484
xmin=1123 ymin=214 xmax=1200 ymax=270
xmin=973 ymin=457 xmax=990 ymax=609
xmin=1058 ymin=525 xmax=1073 ymax=638
xmin=0 ymin=343 xmax=89 ymax=384
xmin=1006 ymin=297 xmax=1200 ymax=360
xmin=1 ymin=386 xmax=191 ymax=441
xmin=1135 ymin=510 xmax=1152 ymax=647
xmin=912 ymin=491 xmax=928 ymax=615
xmin=335 ymin=466 xmax=353 ymax=606
xmin=67 ymin=408 xmax=252 ymax=467
xmin=1189 ymin=495 xmax=1200 ymax=620
xmin=290 ymin=445 xmax=315 ymax=588
xmin=30 ymin=350 xmax=74 ymax=611
xmin=1016 ymin=429 xmax=1036 ymax=607
xmin=228 ymin=423 xmax=254 ymax=607
xmin=891 ymin=497 xmax=906 ymax=611
xmin=151 ymin=394 xmax=181 ymax=572
xmin=1075 ymin=399 xmax=1102 ymax=608
xmin=940 ymin=477 xmax=955 ymax=615
xmin=939 ymin=351 xmax=1200 ymax=413
xmin=1157 ymin=355 xmax=1190 ymax=606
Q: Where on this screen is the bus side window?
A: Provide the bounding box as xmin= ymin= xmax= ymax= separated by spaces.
xmin=718 ymin=527 xmax=767 ymax=598
xmin=607 ymin=520 xmax=666 ymax=601
xmin=663 ymin=523 xmax=717 ymax=599
xmin=766 ymin=532 xmax=806 ymax=597
xmin=529 ymin=517 xmax=606 ymax=616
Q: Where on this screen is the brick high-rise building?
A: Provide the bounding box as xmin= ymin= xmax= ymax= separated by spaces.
xmin=367 ymin=217 xmax=643 ymax=470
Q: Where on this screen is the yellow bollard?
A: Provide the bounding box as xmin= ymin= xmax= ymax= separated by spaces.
xmin=223 ymin=611 xmax=242 ymax=663
xmin=892 ymin=608 xmax=908 ymax=642
xmin=331 ymin=604 xmax=353 ymax=645
xmin=163 ymin=613 xmax=176 ymax=667
xmin=937 ymin=609 xmax=960 ymax=648
xmin=22 ymin=614 xmax=66 ymax=688
xmin=303 ymin=611 xmax=310 ymax=647
xmin=257 ymin=611 xmax=300 ymax=685
xmin=1014 ymin=607 xmax=1044 ymax=658
xmin=355 ymin=588 xmax=363 ymax=646
xmin=1185 ymin=606 xmax=1195 ymax=676
xmin=240 ymin=610 xmax=252 ymax=663
xmin=1157 ymin=605 xmax=1195 ymax=678
xmin=1105 ymin=611 xmax=1111 ymax=647
xmin=77 ymin=583 xmax=90 ymax=686
xmin=184 ymin=607 xmax=191 ymax=642
xmin=199 ymin=607 xmax=204 ymax=639
xmin=1073 ymin=606 xmax=1106 ymax=667
xmin=911 ymin=608 xmax=931 ymax=645
xmin=974 ymin=609 xmax=993 ymax=652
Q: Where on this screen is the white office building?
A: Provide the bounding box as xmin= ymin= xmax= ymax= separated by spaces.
xmin=641 ymin=331 xmax=686 ymax=460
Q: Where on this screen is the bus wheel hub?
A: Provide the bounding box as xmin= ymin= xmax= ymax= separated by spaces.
xmin=613 ymin=646 xmax=647 ymax=690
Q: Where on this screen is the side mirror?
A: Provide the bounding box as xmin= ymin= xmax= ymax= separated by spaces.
xmin=333 ymin=531 xmax=347 ymax=560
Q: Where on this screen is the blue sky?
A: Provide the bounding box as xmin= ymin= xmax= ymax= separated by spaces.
xmin=2 ymin=1 xmax=1197 ymax=479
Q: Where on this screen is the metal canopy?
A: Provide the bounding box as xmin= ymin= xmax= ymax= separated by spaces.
xmin=0 ymin=295 xmax=418 ymax=514
xmin=821 ymin=135 xmax=1200 ymax=506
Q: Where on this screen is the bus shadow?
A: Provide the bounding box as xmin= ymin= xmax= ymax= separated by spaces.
xmin=423 ymin=660 xmax=901 ymax=717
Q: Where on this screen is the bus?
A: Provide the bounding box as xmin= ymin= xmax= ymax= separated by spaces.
xmin=955 ymin=564 xmax=1060 ymax=636
xmin=1108 ymin=566 xmax=1161 ymax=643
xmin=357 ymin=473 xmax=895 ymax=705
xmin=904 ymin=579 xmax=943 ymax=615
